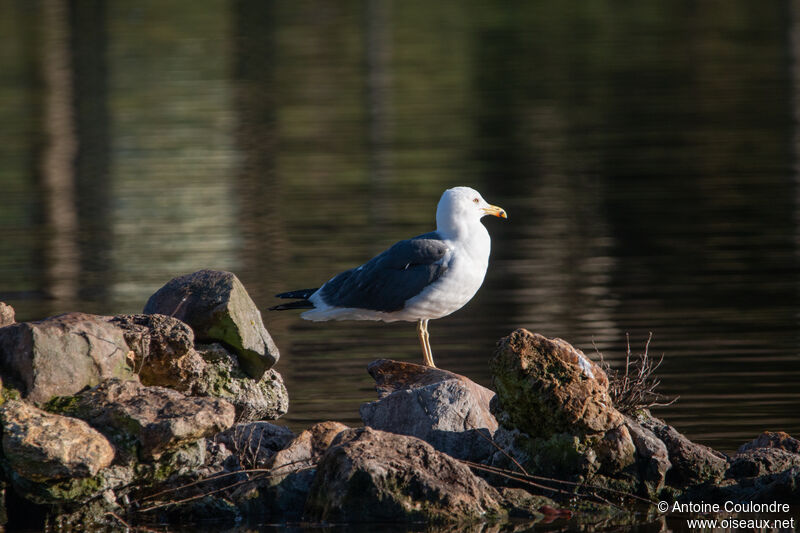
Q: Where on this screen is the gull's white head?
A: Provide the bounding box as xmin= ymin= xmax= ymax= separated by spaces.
xmin=436 ymin=186 xmax=507 ymax=237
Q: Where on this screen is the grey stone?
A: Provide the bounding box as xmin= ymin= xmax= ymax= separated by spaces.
xmin=360 ymin=359 xmax=498 ymax=461
xmin=143 ymin=270 xmax=279 ymax=379
xmin=0 ymin=400 xmax=114 ymax=482
xmin=0 ymin=312 xmax=135 ymax=403
xmin=305 ymin=426 xmax=506 ymax=523
xmin=638 ymin=413 xmax=728 ymax=485
xmin=194 ymin=343 xmax=288 ymax=422
xmin=625 ymin=417 xmax=671 ymax=492
xmin=49 ymin=379 xmax=235 ymax=460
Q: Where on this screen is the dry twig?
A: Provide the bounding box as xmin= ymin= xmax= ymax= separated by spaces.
xmin=595 ymin=332 xmax=677 ymax=414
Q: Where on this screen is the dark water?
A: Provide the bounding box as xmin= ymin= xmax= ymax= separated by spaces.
xmin=1 ymin=0 xmax=799 ymax=467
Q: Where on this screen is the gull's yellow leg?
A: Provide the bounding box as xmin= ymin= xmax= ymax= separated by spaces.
xmin=422 ymin=319 xmax=436 ymax=368
xmin=417 ymin=319 xmax=429 ymax=365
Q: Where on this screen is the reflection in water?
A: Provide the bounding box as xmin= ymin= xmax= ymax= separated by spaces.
xmin=0 ymin=1 xmax=798 ymax=455
xmin=41 ymin=0 xmax=79 ymax=304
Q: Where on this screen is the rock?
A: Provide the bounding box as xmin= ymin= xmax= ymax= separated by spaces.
xmin=489 ymin=329 xmax=623 ymax=437
xmin=110 ymin=314 xmax=205 ymax=393
xmin=48 ymin=379 xmax=235 ymax=460
xmin=0 ymin=400 xmax=114 ymax=482
xmin=637 ymin=414 xmax=727 ymax=485
xmin=748 ymin=465 xmax=800 ymax=502
xmin=497 ymin=487 xmax=555 ymax=519
xmin=738 ymin=431 xmax=800 ymax=454
xmin=728 ymin=448 xmax=800 ymax=479
xmin=625 ymin=417 xmax=671 ymax=492
xmin=0 ymin=302 xmax=14 ymax=327
xmin=215 ymin=421 xmax=295 ymax=469
xmin=7 ymin=464 xmax=134 ymax=505
xmin=235 ymin=421 xmax=349 ymax=521
xmin=305 ymin=426 xmax=506 ymax=523
xmin=596 ymin=425 xmax=636 ymax=473
xmin=143 ymin=270 xmax=279 ymax=379
xmin=360 ymin=359 xmax=498 ymax=461
xmin=193 ymin=343 xmax=288 ymax=422
xmin=0 ymin=312 xmax=135 ymax=403
xmin=271 ymin=420 xmax=348 ymax=472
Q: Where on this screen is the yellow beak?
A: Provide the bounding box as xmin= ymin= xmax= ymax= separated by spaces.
xmin=482 ymin=204 xmax=508 ymax=219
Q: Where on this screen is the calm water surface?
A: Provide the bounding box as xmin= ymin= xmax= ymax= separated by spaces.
xmin=1 ymin=0 xmax=798 ymax=468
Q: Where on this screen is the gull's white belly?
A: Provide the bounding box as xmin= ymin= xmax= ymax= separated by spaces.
xmin=400 ymin=252 xmax=488 ymax=320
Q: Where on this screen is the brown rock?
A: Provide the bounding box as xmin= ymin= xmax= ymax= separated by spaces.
xmin=596 ymin=425 xmax=636 ymax=473
xmin=1 ymin=400 xmax=114 ymax=482
xmin=489 ymin=329 xmax=623 ymax=437
xmin=0 ymin=302 xmax=14 ymax=327
xmin=0 ymin=312 xmax=135 ymax=403
xmin=738 ymin=431 xmax=800 ymax=455
xmin=360 ymin=359 xmax=498 ymax=461
xmin=305 ymin=427 xmax=506 ymax=523
xmin=111 ymin=314 xmax=205 ymax=393
xmin=53 ymin=379 xmax=235 ymax=460
xmin=271 ymin=421 xmax=349 ymax=472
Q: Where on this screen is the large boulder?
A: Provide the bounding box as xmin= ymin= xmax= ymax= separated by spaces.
xmin=0 ymin=400 xmax=114 ymax=482
xmin=143 ymin=270 xmax=279 ymax=379
xmin=48 ymin=379 xmax=235 ymax=460
xmin=304 ymin=427 xmax=506 ymax=523
xmin=0 ymin=312 xmax=135 ymax=403
xmin=193 ymin=343 xmax=288 ymax=422
xmin=360 ymin=359 xmax=498 ymax=461
xmin=111 ymin=314 xmax=206 ymax=393
xmin=489 ymin=329 xmax=623 ymax=437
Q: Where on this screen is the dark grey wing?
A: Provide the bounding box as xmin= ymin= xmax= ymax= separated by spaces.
xmin=319 ymin=231 xmax=449 ymax=312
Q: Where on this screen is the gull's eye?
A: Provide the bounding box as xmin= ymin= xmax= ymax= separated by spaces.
xmin=473 ymin=198 xmax=479 ymax=203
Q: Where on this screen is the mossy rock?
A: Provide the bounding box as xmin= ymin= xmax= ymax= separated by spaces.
xmin=3 ymin=464 xmax=133 ymax=505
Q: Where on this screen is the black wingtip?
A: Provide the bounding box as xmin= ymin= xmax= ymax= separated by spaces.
xmin=269 ymin=300 xmax=315 ymax=311
xmin=275 ymin=288 xmax=318 ymax=300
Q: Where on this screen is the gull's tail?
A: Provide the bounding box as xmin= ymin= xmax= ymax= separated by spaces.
xmin=269 ymin=288 xmax=318 ymax=311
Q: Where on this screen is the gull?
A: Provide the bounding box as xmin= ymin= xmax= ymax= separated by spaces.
xmin=270 ymin=186 xmax=507 ymax=367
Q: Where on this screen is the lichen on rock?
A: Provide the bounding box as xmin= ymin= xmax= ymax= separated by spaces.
xmin=489 ymin=329 xmax=623 ymax=438
xmin=193 ymin=343 xmax=288 ymax=422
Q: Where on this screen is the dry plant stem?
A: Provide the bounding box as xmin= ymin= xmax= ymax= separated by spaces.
xmin=461 ymin=460 xmax=655 ymax=508
xmin=136 ymin=464 xmax=318 ymax=513
xmin=139 ymin=455 xmax=322 ymax=503
xmin=596 ymin=332 xmax=677 ymax=414
xmin=460 ymin=416 xmax=529 ymax=476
